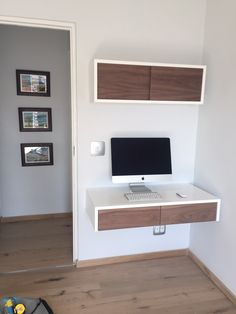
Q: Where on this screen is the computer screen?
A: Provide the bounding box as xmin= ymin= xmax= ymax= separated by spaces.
xmin=111 ymin=137 xmax=172 ymax=184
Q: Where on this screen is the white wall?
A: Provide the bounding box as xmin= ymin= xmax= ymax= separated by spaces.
xmin=0 ymin=25 xmax=72 ymax=217
xmin=0 ymin=0 xmax=207 ymax=259
xmin=191 ymin=0 xmax=236 ymax=295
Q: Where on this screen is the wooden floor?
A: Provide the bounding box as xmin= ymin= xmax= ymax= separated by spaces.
xmin=0 ymin=256 xmax=235 ymax=313
xmin=0 ymin=216 xmax=73 ymax=273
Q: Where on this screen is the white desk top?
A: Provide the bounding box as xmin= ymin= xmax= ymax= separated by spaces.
xmin=87 ymin=183 xmax=220 ymax=210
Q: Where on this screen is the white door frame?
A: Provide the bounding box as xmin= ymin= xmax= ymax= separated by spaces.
xmin=0 ymin=15 xmax=78 ymax=262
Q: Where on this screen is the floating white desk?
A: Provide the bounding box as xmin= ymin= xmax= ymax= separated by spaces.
xmin=86 ymin=183 xmax=221 ymax=231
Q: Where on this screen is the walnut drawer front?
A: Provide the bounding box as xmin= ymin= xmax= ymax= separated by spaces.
xmin=150 ymin=66 xmax=203 ymax=102
xmin=161 ymin=202 xmax=217 ymax=225
xmin=98 ymin=206 xmax=161 ymax=230
xmin=97 ymin=63 xmax=151 ymax=100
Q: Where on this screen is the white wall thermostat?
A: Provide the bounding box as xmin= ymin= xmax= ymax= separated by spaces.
xmin=90 ymin=141 xmax=105 ymax=156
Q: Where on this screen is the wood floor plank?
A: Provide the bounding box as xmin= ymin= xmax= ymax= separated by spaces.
xmin=0 ymin=216 xmax=73 ymax=272
xmin=0 ymin=217 xmax=72 ymax=238
xmin=0 ymin=218 xmax=235 ymax=313
xmin=0 ymin=257 xmax=235 ymax=314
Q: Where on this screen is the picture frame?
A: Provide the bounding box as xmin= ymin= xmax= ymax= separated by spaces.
xmin=21 ymin=143 xmax=54 ymax=167
xmin=16 ymin=70 xmax=51 ymax=97
xmin=18 ymin=107 xmax=52 ymax=132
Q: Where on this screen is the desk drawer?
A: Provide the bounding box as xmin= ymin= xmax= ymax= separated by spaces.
xmin=98 ymin=206 xmax=161 ymax=230
xmin=161 ymin=202 xmax=217 ymax=225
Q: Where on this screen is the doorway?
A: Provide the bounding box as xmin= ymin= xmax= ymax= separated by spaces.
xmin=0 ymin=17 xmax=78 ymax=272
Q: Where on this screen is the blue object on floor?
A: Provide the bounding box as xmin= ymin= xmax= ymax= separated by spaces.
xmin=0 ymin=297 xmax=53 ymax=314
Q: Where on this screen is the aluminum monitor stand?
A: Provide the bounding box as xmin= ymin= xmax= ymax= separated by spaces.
xmin=129 ymin=183 xmax=152 ymax=193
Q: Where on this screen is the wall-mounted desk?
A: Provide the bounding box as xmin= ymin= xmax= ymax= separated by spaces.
xmin=86 ymin=184 xmax=220 ymax=231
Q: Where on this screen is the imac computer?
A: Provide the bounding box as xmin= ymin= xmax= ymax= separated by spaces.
xmin=111 ymin=137 xmax=172 ymax=192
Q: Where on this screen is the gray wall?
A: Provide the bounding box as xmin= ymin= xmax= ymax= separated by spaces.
xmin=0 ymin=25 xmax=71 ymax=217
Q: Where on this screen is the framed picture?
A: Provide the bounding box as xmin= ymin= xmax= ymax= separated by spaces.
xmin=18 ymin=107 xmax=52 ymax=132
xmin=16 ymin=70 xmax=50 ymax=96
xmin=21 ymin=143 xmax=54 ymax=166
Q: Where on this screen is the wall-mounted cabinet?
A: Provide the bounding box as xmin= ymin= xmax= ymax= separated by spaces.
xmin=87 ymin=184 xmax=220 ymax=232
xmin=97 ymin=202 xmax=217 ymax=231
xmin=94 ymin=59 xmax=206 ymax=104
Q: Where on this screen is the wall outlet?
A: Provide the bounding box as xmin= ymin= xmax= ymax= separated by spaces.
xmin=153 ymin=225 xmax=166 ymax=235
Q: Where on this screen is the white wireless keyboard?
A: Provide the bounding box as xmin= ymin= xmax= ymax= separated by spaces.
xmin=124 ymin=192 xmax=161 ymax=201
